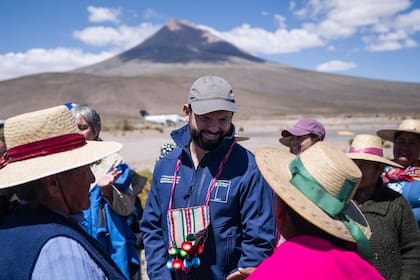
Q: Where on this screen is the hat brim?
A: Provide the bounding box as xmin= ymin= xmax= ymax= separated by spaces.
xmin=346 ymin=152 xmax=402 ymax=168
xmin=0 ymin=140 xmax=122 ymax=190
xmin=281 ymin=127 xmax=310 ymax=138
xmin=377 ymin=128 xmax=420 ymax=142
xmin=256 ymin=147 xmax=371 ymax=242
xmin=190 ymin=99 xmax=237 ymax=115
xmin=234 ymin=135 xmax=250 ymax=142
xmin=279 ymin=136 xmax=291 ymax=147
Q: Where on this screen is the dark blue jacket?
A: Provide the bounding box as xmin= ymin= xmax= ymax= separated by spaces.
xmin=0 ymin=204 xmax=125 ymax=280
xmin=141 ymin=125 xmax=275 ymax=280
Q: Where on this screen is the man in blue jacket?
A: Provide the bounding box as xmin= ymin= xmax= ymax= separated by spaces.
xmin=141 ymin=75 xmax=275 ymax=280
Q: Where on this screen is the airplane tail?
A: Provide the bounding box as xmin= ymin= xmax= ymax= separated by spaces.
xmin=139 ymin=110 xmax=149 ymax=117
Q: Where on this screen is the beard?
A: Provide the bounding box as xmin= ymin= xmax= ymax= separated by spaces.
xmin=189 ymin=123 xmax=232 ymax=151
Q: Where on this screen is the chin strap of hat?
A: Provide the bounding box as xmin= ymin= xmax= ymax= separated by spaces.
xmin=289 ymin=156 xmax=372 ymax=260
xmin=0 ymin=133 xmax=86 ymax=169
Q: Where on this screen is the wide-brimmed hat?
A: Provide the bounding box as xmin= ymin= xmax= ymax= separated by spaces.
xmin=279 ymin=118 xmax=326 ymax=147
xmin=376 ymin=119 xmax=420 ymax=142
xmin=347 ymin=134 xmax=402 ymax=168
xmin=256 ymin=142 xmax=371 ymax=256
xmin=0 ymin=105 xmax=122 ymax=190
xmin=188 ymin=75 xmax=237 ymax=115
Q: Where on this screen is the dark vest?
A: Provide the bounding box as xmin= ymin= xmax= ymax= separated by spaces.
xmin=0 ymin=204 xmax=126 ymax=279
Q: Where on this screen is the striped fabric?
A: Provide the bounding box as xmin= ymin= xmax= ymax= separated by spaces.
xmin=167 ymin=206 xmax=210 ymax=248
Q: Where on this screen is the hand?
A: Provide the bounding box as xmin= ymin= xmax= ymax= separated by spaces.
xmin=98 ymin=168 xmax=122 ymax=201
xmin=226 ymin=267 xmax=255 ymax=280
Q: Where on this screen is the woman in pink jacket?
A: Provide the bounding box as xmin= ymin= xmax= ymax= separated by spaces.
xmin=249 ymin=142 xmax=384 ymax=280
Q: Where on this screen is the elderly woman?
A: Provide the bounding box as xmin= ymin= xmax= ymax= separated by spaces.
xmin=0 ymin=105 xmax=125 ymax=279
xmin=70 ymin=103 xmax=142 ymax=279
xmin=347 ymin=134 xmax=420 ymax=280
xmin=377 ymin=119 xmax=420 ymax=227
xmin=70 ymin=103 xmax=137 ymax=215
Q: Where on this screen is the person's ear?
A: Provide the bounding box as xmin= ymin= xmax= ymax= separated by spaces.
xmin=183 ymin=104 xmax=191 ymax=121
xmin=41 ymin=175 xmax=61 ymax=198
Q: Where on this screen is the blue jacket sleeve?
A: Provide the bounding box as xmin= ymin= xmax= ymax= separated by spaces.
xmin=140 ymin=166 xmax=172 ymax=280
xmin=237 ymin=163 xmax=275 ymax=269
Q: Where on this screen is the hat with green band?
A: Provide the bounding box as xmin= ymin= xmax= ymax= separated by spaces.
xmin=255 ymin=142 xmax=372 ymax=259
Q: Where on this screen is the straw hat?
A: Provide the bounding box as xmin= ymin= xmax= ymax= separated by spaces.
xmin=255 ymin=142 xmax=371 ymax=243
xmin=0 ymin=105 xmax=122 ymax=190
xmin=377 ymin=119 xmax=420 ymax=142
xmin=347 ymin=134 xmax=402 ymax=168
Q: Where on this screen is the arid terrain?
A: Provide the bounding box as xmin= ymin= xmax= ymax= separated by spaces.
xmin=1 ymin=19 xmax=419 ymax=122
xmin=102 ymin=116 xmax=405 ymax=173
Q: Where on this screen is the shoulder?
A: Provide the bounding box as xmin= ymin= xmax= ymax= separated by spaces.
xmin=232 ymin=143 xmax=256 ymax=165
xmin=153 ymin=147 xmax=182 ymax=174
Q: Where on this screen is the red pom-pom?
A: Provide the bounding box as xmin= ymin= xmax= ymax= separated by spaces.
xmin=181 ymin=241 xmax=194 ymax=254
xmin=172 ymin=259 xmax=183 ymax=270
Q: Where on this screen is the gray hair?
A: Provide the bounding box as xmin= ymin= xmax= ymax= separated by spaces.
xmin=70 ymin=104 xmax=101 ymax=137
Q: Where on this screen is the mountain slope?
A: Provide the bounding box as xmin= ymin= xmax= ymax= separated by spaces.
xmin=77 ymin=19 xmax=264 ymax=76
xmin=1 ymin=19 xmax=419 ymax=122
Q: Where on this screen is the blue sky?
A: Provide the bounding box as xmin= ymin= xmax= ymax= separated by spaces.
xmin=1 ymin=0 xmax=420 ymax=83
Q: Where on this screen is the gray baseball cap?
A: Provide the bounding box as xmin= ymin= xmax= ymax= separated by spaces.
xmin=188 ymin=75 xmax=237 ymax=115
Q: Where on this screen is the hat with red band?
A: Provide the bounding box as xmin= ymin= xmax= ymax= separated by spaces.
xmin=0 ymin=105 xmax=122 ymax=190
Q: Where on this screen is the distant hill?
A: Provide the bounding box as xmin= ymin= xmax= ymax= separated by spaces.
xmin=1 ymin=19 xmax=419 ymax=122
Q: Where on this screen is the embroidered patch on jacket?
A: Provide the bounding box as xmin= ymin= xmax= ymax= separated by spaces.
xmin=160 ymin=175 xmax=180 ymax=184
xmin=210 ymin=180 xmax=231 ymax=203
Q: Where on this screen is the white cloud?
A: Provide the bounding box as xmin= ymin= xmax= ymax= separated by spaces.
xmin=366 ymin=41 xmax=402 ymax=51
xmin=87 ymin=6 xmax=121 ymax=24
xmin=363 ymin=30 xmax=417 ymax=51
xmin=327 ymin=45 xmax=335 ymax=51
xmin=395 ymin=9 xmax=420 ymax=33
xmin=314 ymin=0 xmax=411 ymax=39
xmin=289 ymin=1 xmax=296 ymax=11
xmin=0 ymin=48 xmax=115 ymax=81
xmin=316 ymin=60 xmax=356 ymax=72
xmin=289 ymin=0 xmax=419 ymax=52
xmin=404 ymin=39 xmax=417 ymax=48
xmin=73 ymin=23 xmax=160 ymax=49
xmin=261 ymin=10 xmax=270 ymax=17
xmin=274 ymin=14 xmax=287 ymax=29
xmin=205 ymin=24 xmax=325 ymax=54
xmin=143 ymin=8 xmax=164 ymax=20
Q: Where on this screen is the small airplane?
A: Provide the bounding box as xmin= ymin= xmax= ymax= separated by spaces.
xmin=139 ymin=110 xmax=185 ymax=126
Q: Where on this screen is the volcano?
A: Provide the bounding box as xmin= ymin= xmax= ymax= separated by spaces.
xmin=0 ymin=19 xmax=419 ymax=121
